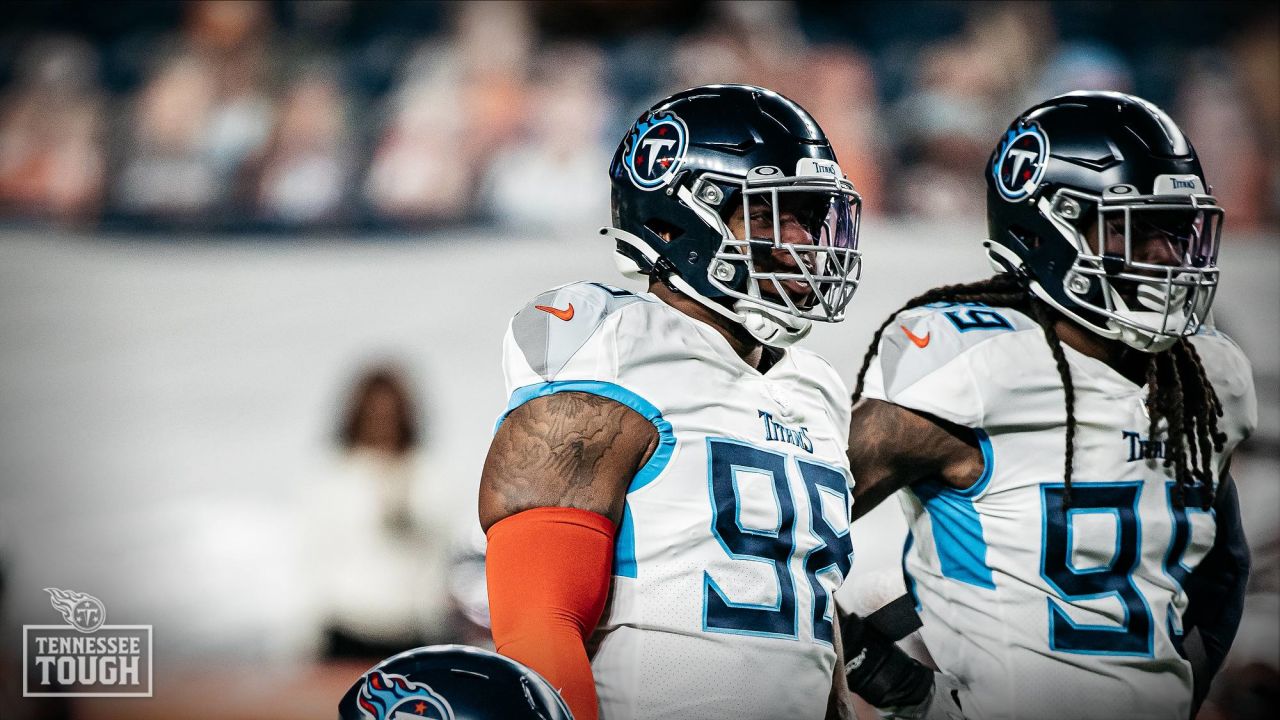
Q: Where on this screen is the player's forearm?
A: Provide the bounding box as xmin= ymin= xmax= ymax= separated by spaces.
xmin=849 ymin=399 xmax=989 ymax=516
xmin=486 ymin=507 xmax=616 ymax=720
xmin=497 ymin=634 xmax=599 ymax=720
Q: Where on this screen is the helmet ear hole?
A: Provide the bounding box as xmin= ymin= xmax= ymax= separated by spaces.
xmin=644 ymin=218 xmax=684 ymax=242
xmin=1008 ymin=226 xmax=1040 ymax=252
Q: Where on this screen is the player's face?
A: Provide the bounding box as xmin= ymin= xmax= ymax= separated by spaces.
xmin=726 ymin=194 xmax=829 ymax=309
xmin=1084 ymin=208 xmax=1215 ymax=303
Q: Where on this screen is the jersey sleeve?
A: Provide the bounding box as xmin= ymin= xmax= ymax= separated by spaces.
xmin=500 ymin=281 xmax=646 ymax=417
xmin=859 ymin=304 xmax=1038 ymax=428
xmin=1187 ymin=328 xmax=1258 ymax=452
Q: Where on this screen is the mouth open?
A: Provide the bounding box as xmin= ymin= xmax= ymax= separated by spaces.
xmin=754 ymin=247 xmax=818 ymax=307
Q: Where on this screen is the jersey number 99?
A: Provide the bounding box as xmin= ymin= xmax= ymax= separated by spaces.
xmin=1040 ymin=481 xmax=1211 ymax=656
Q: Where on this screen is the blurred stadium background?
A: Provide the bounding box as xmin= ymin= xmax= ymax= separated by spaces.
xmin=0 ymin=1 xmax=1275 ymax=718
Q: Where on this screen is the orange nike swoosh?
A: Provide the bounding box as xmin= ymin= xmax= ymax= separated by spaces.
xmin=535 ymin=303 xmax=575 ymax=321
xmin=900 ymin=324 xmax=930 ymax=348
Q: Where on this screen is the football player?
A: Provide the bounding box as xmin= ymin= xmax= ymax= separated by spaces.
xmin=847 ymin=91 xmax=1256 ymax=720
xmin=479 ymin=84 xmax=910 ymax=720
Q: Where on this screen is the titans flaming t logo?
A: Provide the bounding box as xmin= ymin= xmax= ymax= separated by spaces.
xmin=621 ymin=111 xmax=689 ymax=191
xmin=45 ymin=588 xmax=106 ymax=633
xmin=357 ymin=670 xmax=455 ymax=720
xmin=993 ymin=122 xmax=1049 ymax=201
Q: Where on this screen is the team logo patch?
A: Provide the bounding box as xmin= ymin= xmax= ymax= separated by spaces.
xmin=357 ymin=670 xmax=455 ymax=720
xmin=993 ymin=122 xmax=1049 ymax=201
xmin=46 ymin=588 xmax=106 ymax=633
xmin=24 ymin=589 xmax=153 ymax=697
xmin=621 ymin=111 xmax=688 ymax=191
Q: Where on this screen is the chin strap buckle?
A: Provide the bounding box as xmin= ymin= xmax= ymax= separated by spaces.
xmin=652 ymin=256 xmax=682 ymax=293
xmin=736 ymin=303 xmax=811 ymax=348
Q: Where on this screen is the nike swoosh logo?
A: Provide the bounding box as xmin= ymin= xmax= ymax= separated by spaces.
xmin=535 ymin=303 xmax=575 ymax=321
xmin=900 ymin=324 xmax=930 ymax=348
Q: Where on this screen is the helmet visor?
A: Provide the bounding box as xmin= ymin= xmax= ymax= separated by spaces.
xmin=1091 ymin=205 xmax=1222 ymax=271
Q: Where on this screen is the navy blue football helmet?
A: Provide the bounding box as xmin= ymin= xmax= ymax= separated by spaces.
xmin=604 ymin=84 xmax=862 ymax=347
xmin=985 ymin=91 xmax=1223 ymax=352
xmin=338 ymin=645 xmax=573 ymax=720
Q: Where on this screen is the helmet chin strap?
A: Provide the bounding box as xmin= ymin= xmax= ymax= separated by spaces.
xmin=605 ymin=226 xmax=811 ymax=348
xmin=1104 ymin=281 xmax=1188 ymax=353
xmin=1107 ymin=318 xmax=1179 ymax=353
xmin=660 ymin=257 xmax=812 ymax=348
xmin=735 ymin=302 xmax=812 ymax=347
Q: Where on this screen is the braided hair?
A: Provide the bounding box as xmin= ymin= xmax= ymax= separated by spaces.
xmin=851 ymin=274 xmax=1228 ymax=509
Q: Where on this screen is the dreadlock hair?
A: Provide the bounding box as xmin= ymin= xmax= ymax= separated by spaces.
xmin=851 ymin=274 xmax=1228 ymax=510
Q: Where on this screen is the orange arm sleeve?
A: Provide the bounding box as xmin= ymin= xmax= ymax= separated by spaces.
xmin=486 ymin=507 xmax=616 ymax=720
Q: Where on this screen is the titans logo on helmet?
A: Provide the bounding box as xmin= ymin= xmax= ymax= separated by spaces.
xmin=993 ymin=122 xmax=1049 ymax=202
xmin=620 ymin=111 xmax=688 ymax=191
xmin=356 ymin=670 xmax=455 ymax=720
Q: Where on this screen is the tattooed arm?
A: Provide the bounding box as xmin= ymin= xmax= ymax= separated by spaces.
xmin=479 ymin=391 xmax=659 ymax=530
xmin=848 ymin=398 xmax=984 ymax=521
xmin=844 ymin=399 xmax=978 ymax=718
xmin=478 ymin=392 xmax=658 ymax=720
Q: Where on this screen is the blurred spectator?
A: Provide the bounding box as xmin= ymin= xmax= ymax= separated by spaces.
xmin=791 ymin=45 xmax=888 ymax=215
xmin=304 ymin=365 xmax=458 ymax=660
xmin=366 ymin=3 xmax=534 ymax=226
xmin=115 ymin=52 xmax=223 ymax=217
xmin=363 ymin=44 xmax=475 ymax=224
xmin=1033 ymin=41 xmax=1134 ymax=100
xmin=1178 ymin=56 xmax=1271 ymax=232
xmin=115 ymin=1 xmax=276 ymax=222
xmin=187 ymin=0 xmax=276 ymax=177
xmin=671 ymin=1 xmax=806 ymax=95
xmin=0 ymin=35 xmax=107 ymax=225
xmin=890 ymin=3 xmax=1056 ymax=218
xmin=254 ymin=69 xmax=353 ymax=225
xmin=0 ymin=0 xmax=1274 ymax=234
xmin=483 ymin=42 xmax=612 ymax=228
xmin=1227 ymin=14 xmax=1280 ymax=228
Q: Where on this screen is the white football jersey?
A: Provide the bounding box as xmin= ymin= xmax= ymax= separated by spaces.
xmin=499 ymin=281 xmax=854 ymax=720
xmin=861 ymin=302 xmax=1257 ymax=720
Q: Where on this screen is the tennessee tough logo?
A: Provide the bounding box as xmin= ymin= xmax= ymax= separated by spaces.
xmin=993 ymin=122 xmax=1049 ymax=201
xmin=621 ymin=110 xmax=688 ymax=191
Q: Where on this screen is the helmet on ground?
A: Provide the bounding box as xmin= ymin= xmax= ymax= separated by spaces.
xmin=985 ymin=90 xmax=1223 ymax=352
xmin=338 ymin=645 xmax=573 ymax=720
xmin=604 ymin=83 xmax=862 ymax=347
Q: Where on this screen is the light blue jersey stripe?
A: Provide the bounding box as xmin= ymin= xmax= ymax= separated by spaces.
xmin=913 ymin=428 xmax=997 ymax=589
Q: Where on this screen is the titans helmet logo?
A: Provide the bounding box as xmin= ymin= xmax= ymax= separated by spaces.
xmin=45 ymin=588 xmax=106 ymax=633
xmin=621 ymin=111 xmax=688 ymax=191
xmin=993 ymin=122 xmax=1049 ymax=202
xmin=356 ymin=670 xmax=455 ymax=720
